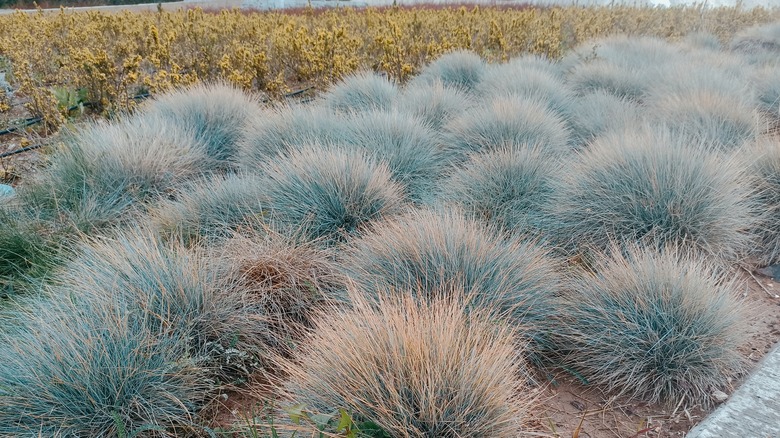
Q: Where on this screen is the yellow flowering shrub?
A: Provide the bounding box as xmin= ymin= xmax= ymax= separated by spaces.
xmin=0 ymin=4 xmax=777 ymax=128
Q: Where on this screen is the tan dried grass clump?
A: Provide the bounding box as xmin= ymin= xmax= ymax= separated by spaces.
xmin=280 ymin=288 xmax=535 ymax=438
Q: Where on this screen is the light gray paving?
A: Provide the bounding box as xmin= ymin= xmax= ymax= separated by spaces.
xmin=687 ymin=346 xmax=780 ymax=438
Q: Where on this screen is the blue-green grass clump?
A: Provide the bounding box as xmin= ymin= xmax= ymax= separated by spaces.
xmin=563 ymin=36 xmax=681 ymax=101
xmin=142 ymin=82 xmax=262 ymax=168
xmin=730 ymin=21 xmax=780 ymax=65
xmin=478 ymin=62 xmax=574 ymax=117
xmin=397 ymin=80 xmax=474 ymax=130
xmin=53 ymin=231 xmax=270 ymax=361
xmin=0 ymin=292 xmax=207 ymax=436
xmin=410 ymin=50 xmax=486 ymax=92
xmin=566 ymin=61 xmax=649 ymax=101
xmin=153 ymin=173 xmax=266 ymax=246
xmin=321 ymin=71 xmax=397 ymax=113
xmin=259 ymin=145 xmax=406 ymax=245
xmin=752 ymin=65 xmax=780 ymax=119
xmin=0 ymin=206 xmax=63 ymax=296
xmin=22 ymin=116 xmax=209 ymax=232
xmin=340 ymin=110 xmax=454 ymax=203
xmin=505 ymin=54 xmax=563 ymax=78
xmin=683 ymin=32 xmax=722 ymax=51
xmin=281 ymin=291 xmax=532 ymax=438
xmin=437 ymin=147 xmax=557 ymax=238
xmin=340 ymin=208 xmax=561 ymax=356
xmin=559 ymin=246 xmax=745 ymax=407
xmin=549 ymin=126 xmax=758 ymax=265
xmin=236 ymin=104 xmax=344 ymax=168
xmin=567 ymin=90 xmax=642 ymax=147
xmin=745 ymin=138 xmax=780 ymax=266
xmin=648 ymin=88 xmax=762 ymax=150
xmin=443 ymin=96 xmax=570 ymax=158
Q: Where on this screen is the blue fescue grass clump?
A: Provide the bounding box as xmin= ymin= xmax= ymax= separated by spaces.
xmin=340 ymin=208 xmax=562 ymax=357
xmin=321 ymin=71 xmax=397 ymax=113
xmin=567 ymin=90 xmax=642 ymax=147
xmin=730 ymin=21 xmax=780 ymax=65
xmin=0 ymin=292 xmax=208 ymax=436
xmin=752 ymin=65 xmax=780 ymax=119
xmin=259 ymin=145 xmax=407 ymax=245
xmin=340 ymin=110 xmax=455 ymax=203
xmin=563 ymin=36 xmax=682 ymax=101
xmin=505 ymin=54 xmax=563 ymax=78
xmin=236 ymin=104 xmax=343 ymax=167
xmin=683 ymin=32 xmax=722 ymax=51
xmin=477 ymin=62 xmax=575 ymax=118
xmin=21 ymin=116 xmax=209 ymax=232
xmin=548 ymin=126 xmax=759 ymax=265
xmin=648 ymin=88 xmax=762 ymax=150
xmin=142 ymin=82 xmax=262 ymax=168
xmin=564 ymin=35 xmax=682 ymax=73
xmin=153 ymin=173 xmax=266 ymax=246
xmin=443 ymin=96 xmax=571 ymax=158
xmin=410 ymin=50 xmax=486 ymax=92
xmin=565 ymin=61 xmax=649 ymax=101
xmin=559 ymin=246 xmax=745 ymax=408
xmin=745 ymin=138 xmax=780 ymax=266
xmin=436 ymin=147 xmax=558 ymax=238
xmin=280 ymin=292 xmax=532 ymax=438
xmin=397 ymin=80 xmax=474 ymax=130
xmin=0 ymin=206 xmax=63 ymax=296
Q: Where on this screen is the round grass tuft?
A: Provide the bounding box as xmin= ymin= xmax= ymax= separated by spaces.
xmin=559 ymin=246 xmax=746 ymax=407
xmin=443 ymin=96 xmax=571 ymax=158
xmin=436 ymin=147 xmax=558 ymax=237
xmin=397 ymin=80 xmax=475 ymax=130
xmin=236 ymin=104 xmax=344 ymax=168
xmin=22 ymin=115 xmax=209 ymax=232
xmin=142 ymin=82 xmax=262 ymax=168
xmin=321 ymin=71 xmax=398 ymax=113
xmin=340 ymin=110 xmax=455 ymax=203
xmin=478 ymin=62 xmax=575 ymax=117
xmin=213 ymin=228 xmax=346 ymax=353
xmin=648 ymin=88 xmax=763 ymax=150
xmin=340 ymin=208 xmax=561 ymax=355
xmin=0 ymin=295 xmax=208 ymax=437
xmin=567 ymin=90 xmax=642 ymax=147
xmin=410 ymin=50 xmax=486 ymax=92
xmin=153 ymin=173 xmax=266 ymax=246
xmin=259 ymin=145 xmax=407 ymax=245
xmin=745 ymin=138 xmax=780 ymax=266
xmin=548 ymin=126 xmax=759 ymax=264
xmin=281 ymin=291 xmax=534 ymax=438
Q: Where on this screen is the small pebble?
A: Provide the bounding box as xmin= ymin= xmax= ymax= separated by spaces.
xmin=712 ymin=390 xmax=728 ymax=403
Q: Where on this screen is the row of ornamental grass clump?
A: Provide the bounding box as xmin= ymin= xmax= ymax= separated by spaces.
xmin=1 ymin=3 xmax=780 ymax=129
xmin=2 ymin=17 xmax=780 ymax=437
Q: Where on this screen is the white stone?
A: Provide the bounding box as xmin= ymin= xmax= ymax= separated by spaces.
xmin=712 ymin=390 xmax=729 ymax=403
